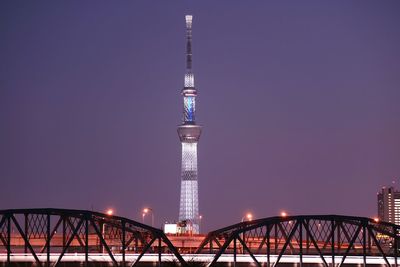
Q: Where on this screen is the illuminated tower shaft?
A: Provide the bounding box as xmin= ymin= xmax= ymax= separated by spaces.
xmin=177 ymin=15 xmax=201 ymax=234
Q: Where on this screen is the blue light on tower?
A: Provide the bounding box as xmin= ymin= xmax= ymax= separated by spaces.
xmin=187 ymin=96 xmax=194 ymax=121
xmin=184 ymin=96 xmax=196 ymax=123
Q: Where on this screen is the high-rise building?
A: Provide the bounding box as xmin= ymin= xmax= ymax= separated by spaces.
xmin=177 ymin=15 xmax=201 ymax=234
xmin=378 ymin=186 xmax=400 ymax=225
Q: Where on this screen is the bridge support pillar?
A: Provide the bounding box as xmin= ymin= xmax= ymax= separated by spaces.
xmin=24 ymin=214 xmax=28 ymax=254
xmin=331 ymin=219 xmax=335 ymax=267
xmin=233 ymin=237 xmax=237 ymax=267
xmin=7 ymin=215 xmax=11 ymax=266
xmin=267 ymin=224 xmax=270 ymax=267
xmin=122 ymin=221 xmax=126 ymax=267
xmin=47 ymin=214 xmax=51 ymax=267
xmin=394 ymin=225 xmax=398 ymax=267
xmin=363 ymin=224 xmax=367 ymax=267
xmin=299 ymin=219 xmax=303 ymax=267
xmin=85 ymin=217 xmax=89 ymax=267
xmin=158 ymin=237 xmax=162 ymax=267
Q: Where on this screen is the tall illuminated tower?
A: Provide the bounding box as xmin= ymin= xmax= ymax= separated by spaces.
xmin=177 ymin=15 xmax=201 ymax=234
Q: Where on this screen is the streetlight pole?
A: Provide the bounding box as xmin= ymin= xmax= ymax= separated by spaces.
xmin=142 ymin=208 xmax=154 ymax=227
xmin=199 ymin=215 xmax=203 ymax=233
xmin=240 ymin=212 xmax=253 ymax=254
xmin=103 ymin=209 xmax=114 ymax=254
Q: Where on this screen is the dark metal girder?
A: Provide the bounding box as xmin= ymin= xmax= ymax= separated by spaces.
xmin=65 ymin=217 xmax=86 ymax=247
xmin=208 ymin=234 xmax=236 ymax=266
xmin=237 ymin=235 xmax=261 ymax=267
xmin=277 ymin=221 xmax=295 ymax=251
xmin=302 ymin=220 xmax=329 ymax=267
xmin=368 ymin=226 xmax=391 ymax=267
xmin=273 ymin=221 xmax=299 ymax=267
xmin=53 ymin=217 xmax=84 ymax=267
xmin=91 ymin=217 xmax=119 ymax=267
xmin=10 ymin=214 xmax=42 ymax=267
xmin=131 ymin=236 xmax=156 ymax=267
xmin=338 ymin=224 xmax=362 ymax=267
xmin=40 ymin=216 xmax=63 ymax=253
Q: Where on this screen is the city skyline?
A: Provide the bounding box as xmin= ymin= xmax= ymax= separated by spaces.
xmin=1 ymin=1 xmax=400 ymax=232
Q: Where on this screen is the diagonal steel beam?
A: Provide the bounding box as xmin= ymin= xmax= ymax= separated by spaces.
xmin=213 ymin=236 xmax=222 ymax=248
xmin=66 ymin=217 xmax=85 ymax=247
xmin=273 ymin=221 xmax=299 ymax=267
xmin=125 ymin=234 xmax=135 ymax=248
xmin=196 ymin=233 xmax=213 ymax=253
xmin=91 ymin=218 xmax=118 ymax=267
xmin=302 ymin=220 xmax=329 ymax=267
xmin=322 ymin=222 xmax=337 ymax=249
xmin=207 ymin=234 xmax=235 ymax=267
xmin=10 ymin=215 xmax=42 ymax=267
xmin=121 ymin=225 xmax=148 ymax=250
xmin=0 ymin=215 xmax=6 ymax=231
xmin=237 ymin=235 xmax=261 ymax=267
xmin=256 ymin=226 xmax=271 ymax=254
xmin=124 ymin=230 xmax=143 ymax=248
xmin=278 ymin=222 xmax=295 ymax=251
xmin=0 ymin=215 xmax=7 ymax=249
xmin=0 ymin=234 xmax=7 ymax=248
xmin=339 ymin=223 xmax=353 ymax=246
xmin=338 ymin=224 xmax=362 ymax=267
xmin=131 ymin=236 xmax=157 ymax=267
xmin=53 ymin=217 xmax=84 ymax=267
xmin=40 ymin=216 xmax=63 ymax=253
xmin=160 ymin=234 xmax=187 ymax=266
xmin=367 ymin=227 xmax=390 ymax=267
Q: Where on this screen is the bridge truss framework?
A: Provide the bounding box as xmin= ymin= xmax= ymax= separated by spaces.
xmin=197 ymin=215 xmax=399 ymax=267
xmin=0 ymin=209 xmax=185 ymax=266
xmin=0 ymin=210 xmax=398 ymax=267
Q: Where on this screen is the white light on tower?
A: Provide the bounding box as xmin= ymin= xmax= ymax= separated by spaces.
xmin=177 ymin=15 xmax=202 ymax=234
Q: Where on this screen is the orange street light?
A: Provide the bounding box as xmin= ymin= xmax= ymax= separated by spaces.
xmin=373 ymin=217 xmax=379 ymax=223
xmin=246 ymin=213 xmax=253 ymax=221
xmin=106 ymin=209 xmax=114 ymax=216
xmin=280 ymin=211 xmax=287 ymax=217
xmin=142 ymin=207 xmax=154 ymax=227
xmin=242 ymin=212 xmax=253 ymax=222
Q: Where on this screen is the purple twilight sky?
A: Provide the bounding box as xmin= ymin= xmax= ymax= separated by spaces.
xmin=1 ymin=1 xmax=399 ymax=232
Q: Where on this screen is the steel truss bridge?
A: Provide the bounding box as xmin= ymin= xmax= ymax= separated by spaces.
xmin=0 ymin=209 xmax=398 ymax=266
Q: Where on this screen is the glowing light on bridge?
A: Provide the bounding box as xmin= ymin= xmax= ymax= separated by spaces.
xmin=241 ymin=212 xmax=253 ymax=222
xmin=142 ymin=207 xmax=154 ymax=227
xmin=246 ymin=213 xmax=253 ymax=221
xmin=280 ymin=211 xmax=288 ymax=217
xmin=106 ymin=209 xmax=114 ymax=216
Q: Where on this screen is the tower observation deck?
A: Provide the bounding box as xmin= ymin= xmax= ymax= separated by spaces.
xmin=177 ymin=15 xmax=201 ymax=234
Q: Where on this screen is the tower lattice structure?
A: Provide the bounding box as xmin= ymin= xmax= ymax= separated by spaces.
xmin=177 ymin=15 xmax=201 ymax=234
